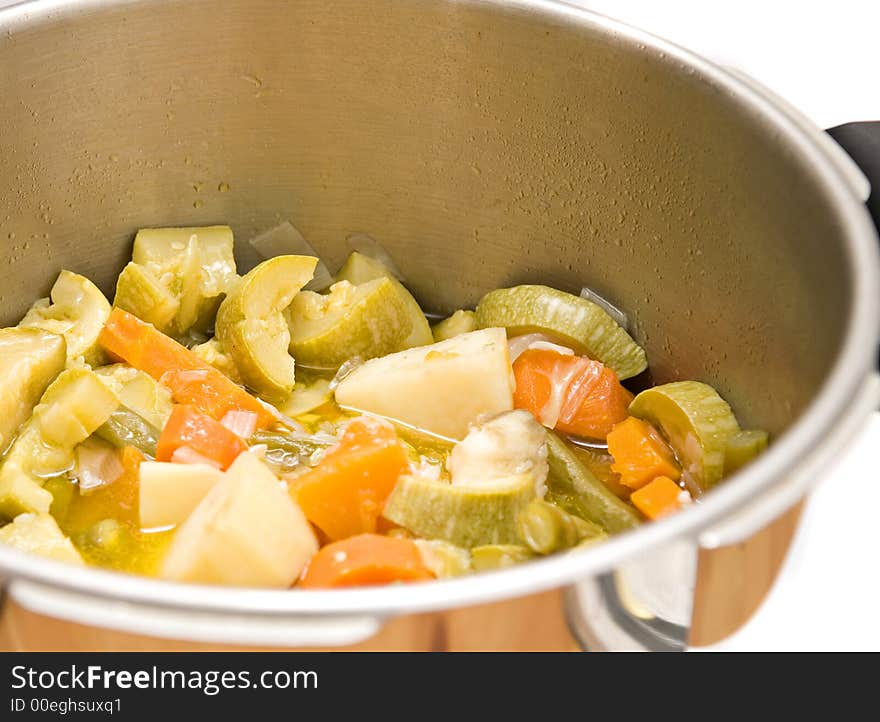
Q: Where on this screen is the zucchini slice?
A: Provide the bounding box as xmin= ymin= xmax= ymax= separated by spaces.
xmin=19 ymin=270 xmax=111 ymax=365
xmin=723 ymin=429 xmax=769 ymax=475
xmin=383 ymin=473 xmax=537 ymax=548
xmin=629 ymin=381 xmax=741 ymax=490
xmin=336 ymin=251 xmax=433 ymax=349
xmin=474 ymin=284 xmax=647 ymax=379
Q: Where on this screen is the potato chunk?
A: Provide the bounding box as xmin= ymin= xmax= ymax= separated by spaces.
xmin=160 ymin=452 xmax=318 ymax=587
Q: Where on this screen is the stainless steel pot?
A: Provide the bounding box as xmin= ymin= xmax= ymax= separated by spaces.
xmin=0 ymin=0 xmax=877 ymax=650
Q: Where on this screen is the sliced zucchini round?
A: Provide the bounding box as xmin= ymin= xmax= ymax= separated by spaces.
xmin=629 ymin=381 xmax=741 ymax=490
xmin=215 ymin=255 xmax=317 ymax=400
xmin=474 ymin=284 xmax=647 ymax=379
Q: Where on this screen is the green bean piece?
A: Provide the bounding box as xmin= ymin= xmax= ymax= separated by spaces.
xmin=546 ymin=431 xmax=641 ymax=534
xmin=250 ymin=429 xmax=336 ymax=470
xmin=94 ymin=406 xmax=160 ymax=457
xmin=723 ymin=429 xmax=769 ymax=475
xmin=517 ymin=499 xmax=605 ymax=555
xmin=471 ymin=544 xmax=536 ymax=571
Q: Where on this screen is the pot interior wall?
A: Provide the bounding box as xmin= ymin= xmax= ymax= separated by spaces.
xmin=0 ymin=0 xmax=853 ymax=434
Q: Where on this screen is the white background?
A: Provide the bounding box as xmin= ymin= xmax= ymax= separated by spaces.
xmin=572 ymin=0 xmax=880 ymax=650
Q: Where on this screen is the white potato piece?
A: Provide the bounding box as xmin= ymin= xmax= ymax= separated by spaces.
xmin=160 ymin=452 xmax=318 ymax=587
xmin=139 ymin=461 xmax=224 ymax=529
xmin=334 ymin=327 xmax=515 ymax=440
xmin=0 ymin=513 xmax=84 ymax=565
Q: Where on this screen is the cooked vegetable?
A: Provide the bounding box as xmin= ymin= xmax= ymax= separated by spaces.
xmin=299 ymin=533 xmax=434 ymax=588
xmin=0 ymin=368 xmax=118 ymax=520
xmin=139 ymin=461 xmax=224 ymax=529
xmin=334 ymin=328 xmax=514 ymax=439
xmin=113 ymin=262 xmax=180 ymax=333
xmin=215 ymin=255 xmax=316 ymax=399
xmin=724 ymin=429 xmax=770 ymax=475
xmin=630 ymin=476 xmax=690 ymax=520
xmin=517 ymin=499 xmax=605 ymax=554
xmin=431 ymin=309 xmax=476 ymax=342
xmin=126 ymin=225 xmax=238 ymax=335
xmin=277 ymin=378 xmax=332 ymax=418
xmin=446 ymin=410 xmax=548 ymax=497
xmin=628 ymin=381 xmax=741 ymax=490
xmin=0 ymin=327 xmax=66 ymax=453
xmin=190 ymin=338 xmax=242 ymax=384
xmin=383 ymin=473 xmax=537 ymax=548
xmin=336 ymin=251 xmax=433 ymax=349
xmin=93 ymin=363 xmax=173 ymax=430
xmin=251 ymin=428 xmax=336 ymax=467
xmin=160 ymin=451 xmax=318 ymax=587
xmin=64 ymin=446 xmax=143 ymax=530
xmin=414 ymin=539 xmax=472 ymax=578
xmin=0 ymin=513 xmax=84 ymax=564
xmin=95 ymin=407 xmax=160 ymax=457
xmin=99 ymin=308 xmax=274 ymax=427
xmin=512 ymin=348 xmax=632 ymax=439
xmin=475 ymin=285 xmax=647 ymax=379
xmin=293 ymin=417 xmax=409 ymax=541
xmin=156 ymin=405 xmax=248 ymax=471
xmin=19 ymin=270 xmax=111 ymax=365
xmin=471 ymin=544 xmax=535 ymax=571
xmin=75 ymin=437 xmax=124 ymax=495
xmin=606 ymin=416 xmax=681 ymax=491
xmin=545 ymin=431 xmax=641 ymax=533
xmin=568 ymin=444 xmax=631 ymax=499
xmin=287 ymin=278 xmax=412 ymax=366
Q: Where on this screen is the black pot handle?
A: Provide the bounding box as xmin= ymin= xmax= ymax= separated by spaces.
xmin=827 ymin=122 xmax=880 ymax=229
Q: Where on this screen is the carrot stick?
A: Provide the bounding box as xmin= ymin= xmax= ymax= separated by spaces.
xmin=99 ymin=308 xmax=274 ymax=427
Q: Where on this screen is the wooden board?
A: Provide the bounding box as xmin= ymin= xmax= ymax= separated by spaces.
xmin=0 ymin=506 xmax=803 ymax=651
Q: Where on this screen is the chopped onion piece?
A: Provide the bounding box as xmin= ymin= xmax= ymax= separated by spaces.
xmin=579 ymin=286 xmax=629 ymax=330
xmin=170 ymin=445 xmax=223 ymax=469
xmin=508 ymin=333 xmax=574 ymax=363
xmin=220 ymin=410 xmax=258 ymax=439
xmin=346 ymin=232 xmax=405 ymax=281
xmin=76 ymin=439 xmax=125 ymax=495
xmin=249 ymin=221 xmax=333 ymax=291
xmin=328 ymin=356 xmax=363 ymax=391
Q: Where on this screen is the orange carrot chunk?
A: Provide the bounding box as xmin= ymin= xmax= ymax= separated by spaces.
xmin=630 ymin=476 xmax=688 ymax=520
xmin=99 ymin=308 xmax=274 ymax=427
xmin=299 ymin=533 xmax=434 ymax=588
xmin=156 ymin=405 xmax=247 ymax=471
xmin=606 ymin=416 xmax=681 ymax=490
xmin=294 ymin=417 xmax=409 ymax=542
xmin=512 ymin=348 xmax=631 ymax=440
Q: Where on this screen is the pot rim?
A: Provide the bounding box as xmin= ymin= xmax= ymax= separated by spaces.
xmin=0 ymin=0 xmax=877 ymax=618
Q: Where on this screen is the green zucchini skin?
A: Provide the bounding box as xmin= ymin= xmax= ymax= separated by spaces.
xmin=474 ymin=285 xmax=647 ymax=379
xmin=383 ymin=473 xmax=537 ymax=548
